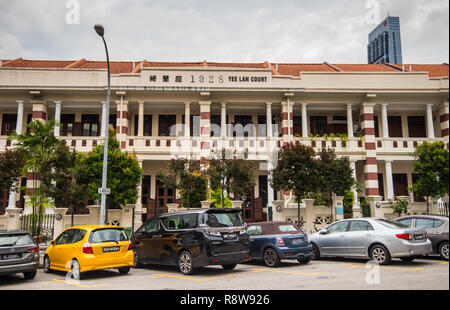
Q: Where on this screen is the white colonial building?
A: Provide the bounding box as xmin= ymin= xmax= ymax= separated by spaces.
xmin=0 ymin=58 xmax=448 ymax=229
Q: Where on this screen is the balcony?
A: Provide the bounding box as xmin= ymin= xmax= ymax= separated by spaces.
xmin=375 ymin=137 xmax=448 ymax=154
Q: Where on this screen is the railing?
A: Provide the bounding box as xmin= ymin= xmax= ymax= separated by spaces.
xmin=59 ymin=136 xmax=104 ymax=152
xmin=20 ymin=213 xmax=55 ymax=244
xmin=375 ymin=137 xmax=448 ymax=153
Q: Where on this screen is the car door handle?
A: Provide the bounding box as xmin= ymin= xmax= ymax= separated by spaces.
xmin=339 ymin=235 xmax=345 ymax=238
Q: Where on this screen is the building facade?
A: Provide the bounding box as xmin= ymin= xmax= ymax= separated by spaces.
xmin=0 ymin=58 xmax=448 ymax=226
xmin=368 ymin=16 xmax=403 ymax=64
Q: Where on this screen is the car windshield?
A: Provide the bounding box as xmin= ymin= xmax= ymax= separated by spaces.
xmin=0 ymin=234 xmax=34 ymax=247
xmin=206 ymin=212 xmax=244 ymax=228
xmin=90 ymin=229 xmax=128 ymax=243
xmin=376 ymin=219 xmax=408 ymax=229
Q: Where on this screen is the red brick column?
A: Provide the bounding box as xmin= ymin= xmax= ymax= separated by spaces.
xmin=440 ymin=100 xmax=449 ymax=149
xmin=199 ymin=101 xmax=211 ymax=156
xmin=281 ymin=100 xmax=294 ymax=146
xmin=115 ymin=99 xmax=129 ymax=149
xmin=360 ymin=103 xmax=379 ymax=197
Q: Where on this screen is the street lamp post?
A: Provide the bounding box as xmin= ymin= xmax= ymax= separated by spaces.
xmin=94 ymin=24 xmax=111 ymax=225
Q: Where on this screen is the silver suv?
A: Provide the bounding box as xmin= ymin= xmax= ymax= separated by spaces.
xmin=396 ymin=215 xmax=449 ymax=261
xmin=0 ymin=230 xmax=40 ymax=280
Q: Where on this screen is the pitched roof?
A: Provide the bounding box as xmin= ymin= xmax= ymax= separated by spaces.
xmin=1 ymin=58 xmax=448 ymax=77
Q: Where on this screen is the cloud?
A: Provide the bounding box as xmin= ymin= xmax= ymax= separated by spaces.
xmin=0 ymin=0 xmax=447 ymax=63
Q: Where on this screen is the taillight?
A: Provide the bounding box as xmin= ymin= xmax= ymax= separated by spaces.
xmin=277 ymin=237 xmax=285 ymax=246
xmin=26 ymin=246 xmax=39 ymax=253
xmin=83 ymin=242 xmax=94 ymax=254
xmin=396 ymin=233 xmax=413 ymax=241
xmin=128 ymin=243 xmax=133 ymax=251
xmin=424 ymin=232 xmax=428 ymax=239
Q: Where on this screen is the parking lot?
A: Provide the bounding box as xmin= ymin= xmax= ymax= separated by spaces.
xmin=0 ymin=256 xmax=448 ymax=291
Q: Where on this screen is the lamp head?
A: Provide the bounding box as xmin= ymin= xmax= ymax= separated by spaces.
xmin=94 ymin=24 xmax=105 ymax=37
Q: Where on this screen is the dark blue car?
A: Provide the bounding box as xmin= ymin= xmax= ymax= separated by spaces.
xmin=247 ymin=222 xmax=313 ymax=267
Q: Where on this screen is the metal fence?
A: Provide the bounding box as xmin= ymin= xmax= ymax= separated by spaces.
xmin=20 ymin=213 xmax=55 ymax=244
xmin=438 ymin=201 xmax=449 ymax=216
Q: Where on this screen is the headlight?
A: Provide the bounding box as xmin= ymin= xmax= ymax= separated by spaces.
xmin=205 ymin=229 xmax=222 ymax=237
xmin=240 ymin=228 xmax=247 ymax=235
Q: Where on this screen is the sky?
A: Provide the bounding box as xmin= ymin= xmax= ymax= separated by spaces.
xmin=0 ymin=0 xmax=448 ymax=64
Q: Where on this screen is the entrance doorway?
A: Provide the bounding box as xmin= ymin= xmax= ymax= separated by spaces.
xmin=155 ymin=179 xmax=175 ymax=216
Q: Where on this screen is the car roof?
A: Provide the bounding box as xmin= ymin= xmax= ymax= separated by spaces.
xmin=396 ymin=214 xmax=449 ymax=220
xmin=64 ymin=225 xmax=124 ymax=231
xmin=0 ymin=230 xmax=31 ymax=235
xmin=159 ymin=208 xmax=242 ymax=217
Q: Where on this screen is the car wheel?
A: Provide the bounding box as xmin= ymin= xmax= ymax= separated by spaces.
xmin=439 ymin=242 xmax=449 ymax=261
xmin=23 ymin=270 xmax=37 ymax=280
xmin=43 ymin=255 xmax=52 ymax=273
xmin=178 ymin=251 xmax=195 ymax=275
xmin=311 ymin=244 xmax=320 ymax=260
xmin=221 ymin=264 xmax=237 ymax=270
xmin=370 ymin=245 xmax=391 ymax=265
xmin=263 ymin=247 xmax=280 ymax=268
xmin=70 ymin=259 xmax=83 ymax=280
xmin=400 ymin=257 xmax=415 ymax=262
xmin=132 ymin=248 xmax=142 ymax=268
xmin=118 ymin=266 xmax=131 ymax=274
xmin=297 ymin=256 xmax=311 ymax=264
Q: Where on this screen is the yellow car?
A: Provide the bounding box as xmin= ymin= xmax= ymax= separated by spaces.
xmin=43 ymin=225 xmax=133 ymax=280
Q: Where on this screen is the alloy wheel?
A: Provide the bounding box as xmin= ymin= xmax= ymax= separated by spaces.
xmin=71 ymin=260 xmax=81 ymax=280
xmin=264 ymin=248 xmax=278 ymax=267
xmin=43 ymin=256 xmax=51 ymax=273
xmin=179 ymin=252 xmax=193 ymax=274
xmin=372 ymin=247 xmax=386 ymax=264
xmin=441 ymin=243 xmax=449 ymax=260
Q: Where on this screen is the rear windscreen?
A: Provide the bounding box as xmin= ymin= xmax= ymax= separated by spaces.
xmin=0 ymin=234 xmax=34 ymax=247
xmin=262 ymin=224 xmax=300 ymax=235
xmin=376 ymin=219 xmax=408 ymax=229
xmin=90 ymin=229 xmax=128 ymax=243
xmin=206 ymin=212 xmax=244 ymax=228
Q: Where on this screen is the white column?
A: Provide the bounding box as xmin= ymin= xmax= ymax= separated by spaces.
xmin=266 ymin=102 xmax=272 ymax=137
xmin=54 ymin=101 xmax=62 ymax=137
xmin=350 ymin=161 xmax=359 ymax=210
xmin=184 ymin=102 xmax=191 ymax=138
xmin=385 ymin=160 xmax=394 ymax=200
xmin=426 ymin=104 xmax=435 ymax=138
xmin=7 ymin=100 xmax=24 ymax=209
xmin=301 ymin=103 xmax=308 ymax=137
xmin=101 ymin=101 xmax=107 ymax=137
xmin=16 ymin=100 xmax=24 ymax=135
xmin=221 ymin=102 xmax=227 ymax=138
xmin=347 ymin=104 xmax=354 ymax=137
xmin=138 ymin=101 xmax=144 ymax=136
xmin=381 ymin=103 xmax=389 ymax=138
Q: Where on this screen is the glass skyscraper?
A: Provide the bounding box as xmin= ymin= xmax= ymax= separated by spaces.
xmin=367 ymin=16 xmax=403 ymax=64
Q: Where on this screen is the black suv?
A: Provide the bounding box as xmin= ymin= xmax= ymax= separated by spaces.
xmin=130 ymin=208 xmax=250 ymax=275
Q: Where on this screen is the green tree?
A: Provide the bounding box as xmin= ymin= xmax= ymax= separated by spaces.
xmin=157 ymin=158 xmax=207 ymax=209
xmin=392 ymin=196 xmax=409 ymax=217
xmin=410 ymin=141 xmax=449 ymax=213
xmin=317 ymin=148 xmax=355 ymax=220
xmin=9 ymin=120 xmax=60 ymax=235
xmin=207 ymin=148 xmax=255 ymax=208
xmin=43 ymin=142 xmax=88 ymax=226
xmin=77 ymin=129 xmax=142 ymax=220
xmin=0 ymin=148 xmax=26 ymax=194
xmin=271 ymin=143 xmax=320 ymax=224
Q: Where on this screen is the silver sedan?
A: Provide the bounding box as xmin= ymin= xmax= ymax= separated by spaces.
xmin=308 ymin=218 xmax=433 ymax=265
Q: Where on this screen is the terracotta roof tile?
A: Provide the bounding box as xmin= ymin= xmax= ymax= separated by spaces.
xmin=388 ymin=63 xmax=449 ymax=77
xmin=1 ymin=58 xmax=448 ymax=77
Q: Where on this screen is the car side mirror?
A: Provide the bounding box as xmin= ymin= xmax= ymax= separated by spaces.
xmin=50 ymin=240 xmax=55 ymax=246
xmin=319 ymin=229 xmax=328 ymax=235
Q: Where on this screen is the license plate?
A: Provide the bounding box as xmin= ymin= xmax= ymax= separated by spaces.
xmin=102 ymin=246 xmax=120 ymax=253
xmin=414 ymin=234 xmax=424 ymax=240
xmin=292 ymin=238 xmax=303 ymax=245
xmin=223 ymin=233 xmax=236 ymax=240
xmin=1 ymin=253 xmax=22 ymax=260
